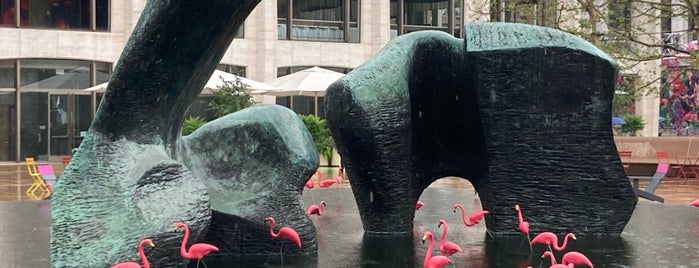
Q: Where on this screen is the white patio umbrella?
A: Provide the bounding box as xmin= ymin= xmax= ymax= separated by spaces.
xmin=264 ymin=66 xmax=345 ymax=116
xmin=84 ymin=70 xmax=276 ymax=95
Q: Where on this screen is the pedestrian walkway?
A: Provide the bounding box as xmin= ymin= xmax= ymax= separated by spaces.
xmin=0 ymin=163 xmax=697 ymax=204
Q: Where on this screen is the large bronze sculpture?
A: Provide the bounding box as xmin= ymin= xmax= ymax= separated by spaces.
xmin=50 ymin=0 xmax=636 ymax=267
xmin=51 ymin=1 xmax=319 ymax=267
xmin=326 ymin=25 xmax=637 ymax=237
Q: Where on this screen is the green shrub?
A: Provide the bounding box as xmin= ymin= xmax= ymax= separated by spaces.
xmin=621 ymin=114 xmax=645 ymax=136
xmin=299 ymin=114 xmax=334 ymax=166
xmin=182 ymin=116 xmax=208 ymax=136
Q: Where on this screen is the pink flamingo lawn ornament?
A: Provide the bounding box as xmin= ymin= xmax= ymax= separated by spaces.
xmin=541 ymin=251 xmax=573 ymax=268
xmin=422 ymin=231 xmax=452 ymax=268
xmin=316 ymin=170 xmax=337 ymax=188
xmin=111 ymin=238 xmax=155 ymax=268
xmin=416 ymin=200 xmax=425 ymax=210
xmin=561 ymin=251 xmax=594 ymax=267
xmin=265 ymin=216 xmax=302 ymax=266
xmin=175 ymin=221 xmax=219 ymax=268
xmin=452 ymin=203 xmax=492 ymax=237
xmin=690 ymin=199 xmax=699 ymax=207
xmin=530 ymin=232 xmax=576 ymax=252
xmin=437 ymin=219 xmax=463 ymax=256
xmin=336 ymin=165 xmax=344 ymax=184
xmin=515 ymin=204 xmax=532 ymax=252
xmin=305 ymin=178 xmax=315 ymax=189
xmin=307 ymin=201 xmax=326 ymax=216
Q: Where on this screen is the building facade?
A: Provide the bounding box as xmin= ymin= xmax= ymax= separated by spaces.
xmin=0 ymin=0 xmax=470 ymax=162
xmin=0 ymin=0 xmax=669 ymax=162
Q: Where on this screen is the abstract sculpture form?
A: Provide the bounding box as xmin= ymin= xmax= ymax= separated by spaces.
xmin=51 ymin=1 xmax=318 ymax=267
xmin=325 ymin=24 xmax=637 ymax=237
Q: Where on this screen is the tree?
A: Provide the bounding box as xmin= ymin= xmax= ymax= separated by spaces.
xmin=207 ymin=76 xmax=255 ymax=118
xmin=472 ymin=0 xmax=686 ymax=83
xmin=299 ymin=114 xmax=334 ymax=166
xmin=614 ymin=75 xmax=638 ymax=117
xmin=468 ymin=0 xmax=699 ymax=136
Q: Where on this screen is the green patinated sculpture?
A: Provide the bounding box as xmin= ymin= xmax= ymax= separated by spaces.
xmin=51 ymin=1 xmax=318 ymax=267
xmin=326 ymin=24 xmax=637 ymax=236
xmin=51 ymin=2 xmax=635 ymax=267
xmin=177 ymin=104 xmax=319 ymax=256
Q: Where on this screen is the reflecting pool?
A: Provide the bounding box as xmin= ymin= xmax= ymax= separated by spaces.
xmin=2 ymin=186 xmax=699 ymax=267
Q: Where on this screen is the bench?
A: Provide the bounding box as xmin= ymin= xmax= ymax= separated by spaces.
xmin=627 ymin=162 xmax=668 ymax=203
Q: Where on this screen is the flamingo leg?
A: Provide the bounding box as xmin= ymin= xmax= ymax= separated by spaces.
xmin=280 ymin=242 xmax=285 ymax=267
xmin=196 ymin=259 xmax=200 ymax=268
xmin=265 ymin=251 xmax=273 ymax=266
xmin=517 ymin=234 xmax=533 ymax=254
xmin=485 ymin=229 xmax=494 ymax=239
xmin=200 ymin=259 xmax=209 ymax=268
xmin=307 ymin=177 xmax=316 ymax=204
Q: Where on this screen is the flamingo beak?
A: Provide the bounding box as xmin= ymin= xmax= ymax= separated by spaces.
xmin=572 ymin=234 xmax=577 ymax=240
xmin=421 ymin=234 xmax=427 ymax=243
xmin=149 ymin=241 xmax=155 ymax=247
xmin=452 ymin=209 xmax=456 ymax=213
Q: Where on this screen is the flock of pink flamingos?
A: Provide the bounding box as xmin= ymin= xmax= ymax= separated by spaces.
xmin=112 ymin=167 xmax=699 ymax=268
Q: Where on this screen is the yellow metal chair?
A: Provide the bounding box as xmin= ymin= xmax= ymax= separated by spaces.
xmin=25 ymin=157 xmax=52 ymax=200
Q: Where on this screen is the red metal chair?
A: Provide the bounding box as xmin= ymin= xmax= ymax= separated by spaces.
xmin=62 ymin=156 xmax=72 ymax=167
xmin=657 ymin=151 xmax=687 ymax=182
xmin=618 ymin=151 xmax=632 ymax=169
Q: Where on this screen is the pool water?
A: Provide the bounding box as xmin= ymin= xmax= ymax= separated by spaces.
xmin=3 ymin=187 xmax=698 ymax=267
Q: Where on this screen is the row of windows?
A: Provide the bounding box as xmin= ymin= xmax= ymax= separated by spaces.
xmin=390 ymin=0 xmax=465 ymax=38
xmin=277 ymin=0 xmax=360 ymax=43
xmin=0 ymin=59 xmax=112 ymax=162
xmin=1 ymin=0 xmax=109 ymax=30
xmin=1 ymin=0 xmax=478 ymax=43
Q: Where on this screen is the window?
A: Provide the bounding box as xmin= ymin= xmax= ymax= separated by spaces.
xmin=1 ymin=0 xmax=110 ymax=31
xmin=608 ymin=0 xmax=631 ymax=33
xmin=489 ymin=0 xmax=557 ymax=27
xmin=216 ymin=64 xmax=246 ymax=77
xmin=19 ymin=59 xmax=108 ymax=89
xmin=278 ymin=0 xmax=359 ymax=43
xmin=391 ymin=0 xmax=464 ymax=38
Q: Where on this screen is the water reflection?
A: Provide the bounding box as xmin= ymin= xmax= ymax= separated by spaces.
xmin=361 ymin=234 xmax=415 ymax=267
xmin=4 ymin=187 xmax=699 ymax=267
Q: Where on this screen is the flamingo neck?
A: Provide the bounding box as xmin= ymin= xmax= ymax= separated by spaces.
xmin=180 ymin=224 xmax=190 ymax=257
xmin=517 ymin=208 xmax=524 ymax=224
xmin=543 ymin=251 xmax=557 ymax=265
xmin=555 ymin=234 xmax=573 ymax=251
xmin=455 ymin=205 xmax=470 ymax=226
xmin=439 ymin=222 xmax=448 ymax=248
xmin=139 ymin=240 xmax=151 ymax=268
xmin=268 ymin=219 xmax=280 ymax=238
xmin=319 ymin=203 xmax=325 ymax=215
xmin=424 ymin=233 xmax=435 ymax=267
